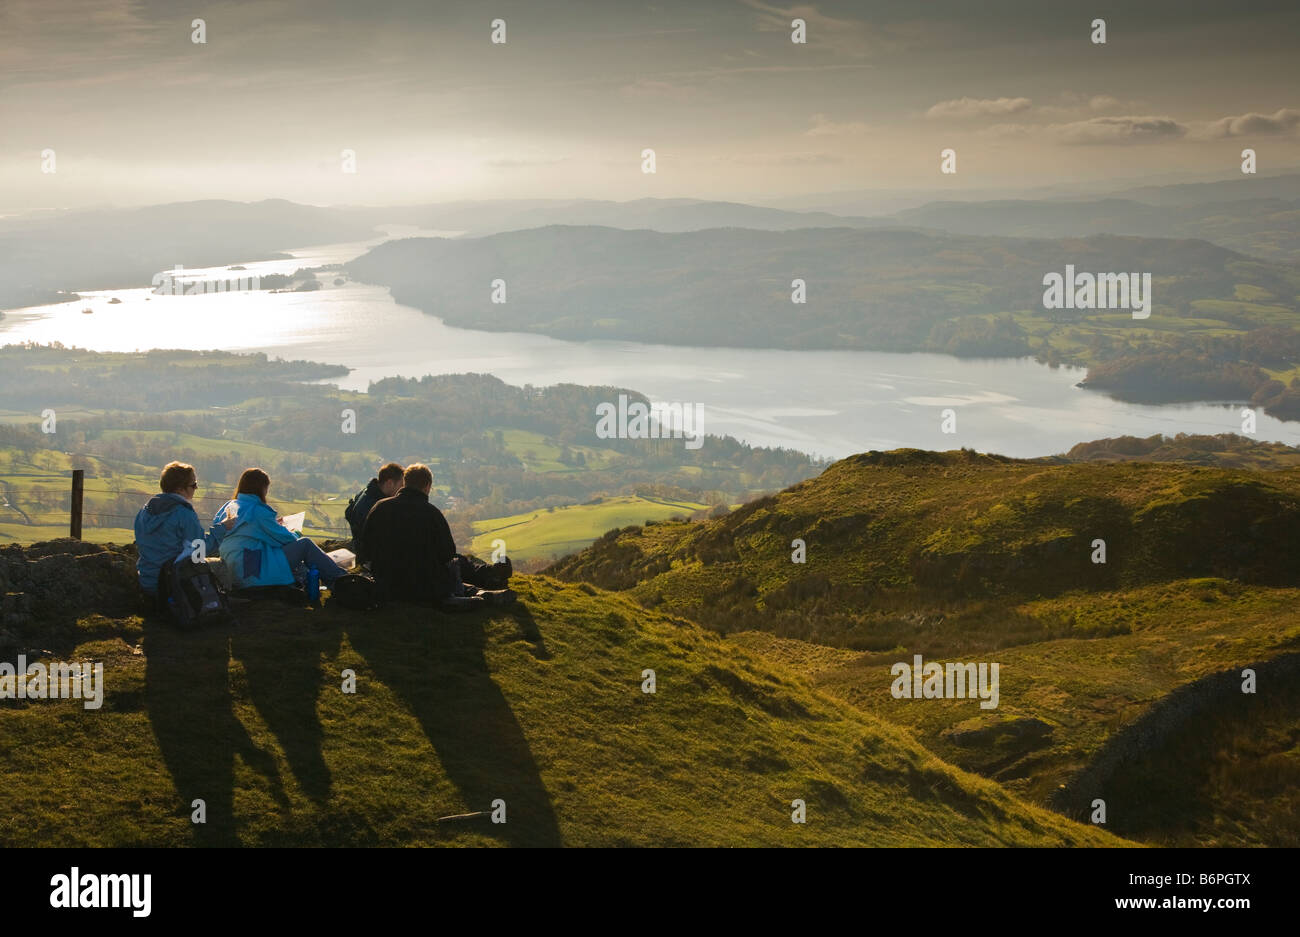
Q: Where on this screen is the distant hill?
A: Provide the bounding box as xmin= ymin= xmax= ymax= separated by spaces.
xmin=362 ymin=197 xmax=891 ymax=237
xmin=893 ymin=196 xmax=1300 ymax=264
xmin=758 ymin=170 xmax=1300 ymax=216
xmin=1108 ymin=173 xmax=1300 ymax=206
xmin=1056 ymin=432 xmax=1300 ymax=469
xmin=0 ymin=539 xmax=1119 ymax=847
xmin=349 ymin=224 xmax=1300 ymax=417
xmin=0 ymin=199 xmax=380 ymax=310
xmin=546 ymin=447 xmax=1300 ymax=647
xmin=349 ymin=225 xmax=1278 ymax=352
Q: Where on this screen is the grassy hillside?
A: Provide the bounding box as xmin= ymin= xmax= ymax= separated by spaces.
xmin=546 ymin=446 xmax=1300 ymax=845
xmin=731 ymin=578 xmax=1300 ymax=846
xmin=548 ymin=448 xmax=1300 ymax=649
xmin=0 ymin=541 xmax=1120 ymax=847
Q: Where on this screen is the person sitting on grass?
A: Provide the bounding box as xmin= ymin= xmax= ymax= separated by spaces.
xmin=133 ymin=460 xmax=234 ymax=599
xmin=216 ymin=467 xmax=346 ymax=593
xmin=360 ymin=463 xmax=513 ymax=607
xmin=347 ymin=461 xmax=404 ymax=560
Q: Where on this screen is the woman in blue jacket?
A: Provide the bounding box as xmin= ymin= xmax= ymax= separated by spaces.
xmin=134 ymin=461 xmax=232 ymax=595
xmin=217 ymin=468 xmax=345 ymax=590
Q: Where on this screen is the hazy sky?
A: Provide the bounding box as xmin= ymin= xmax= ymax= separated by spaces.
xmin=2 ymin=0 xmax=1297 ymax=212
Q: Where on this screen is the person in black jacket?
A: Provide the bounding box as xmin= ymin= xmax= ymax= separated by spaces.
xmin=359 ymin=463 xmax=458 ymax=603
xmin=346 ymin=462 xmax=404 ymax=553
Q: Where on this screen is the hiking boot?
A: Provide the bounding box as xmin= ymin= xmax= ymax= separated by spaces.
xmin=440 ymin=594 xmax=485 ymax=613
xmin=478 ymin=588 xmax=517 ymax=607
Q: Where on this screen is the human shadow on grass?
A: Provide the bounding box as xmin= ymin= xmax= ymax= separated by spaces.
xmin=230 ymin=612 xmax=343 ymax=808
xmin=508 ymin=602 xmax=551 ymax=661
xmin=144 ymin=612 xmax=288 ymax=846
xmin=348 ymin=605 xmax=562 ymax=846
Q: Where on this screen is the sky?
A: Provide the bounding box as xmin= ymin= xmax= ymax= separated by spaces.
xmin=1 ymin=0 xmax=1297 ymax=212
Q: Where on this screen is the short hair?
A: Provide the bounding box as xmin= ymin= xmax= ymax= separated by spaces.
xmin=377 ymin=462 xmax=404 ymax=484
xmin=403 ymin=463 xmax=433 ymax=491
xmin=160 ymin=461 xmax=196 ymax=494
xmin=235 ymin=467 xmax=271 ymax=502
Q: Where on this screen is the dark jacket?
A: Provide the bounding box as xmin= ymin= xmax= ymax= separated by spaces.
xmin=360 ymin=487 xmax=457 ymax=602
xmin=346 ymin=477 xmax=385 ymax=546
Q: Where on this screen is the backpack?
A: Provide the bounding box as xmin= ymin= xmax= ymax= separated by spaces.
xmin=457 ymin=554 xmax=513 ymax=591
xmin=344 ymin=484 xmax=376 ymax=542
xmin=159 ymin=557 xmax=235 ymax=630
xmin=344 ymin=488 xmax=364 ymax=538
xmin=330 ymin=572 xmax=381 ymax=611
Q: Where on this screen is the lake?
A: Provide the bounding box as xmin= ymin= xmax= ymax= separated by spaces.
xmin=2 ymin=233 xmax=1296 ymax=460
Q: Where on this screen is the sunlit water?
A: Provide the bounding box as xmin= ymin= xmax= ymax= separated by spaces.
xmin=3 ymin=233 xmax=1296 ymax=460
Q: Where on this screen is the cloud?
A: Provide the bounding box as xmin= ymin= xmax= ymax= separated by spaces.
xmin=1052 ymin=116 xmax=1187 ymax=145
xmin=619 ymin=78 xmax=697 ymax=102
xmin=727 ymin=152 xmax=843 ymax=166
xmin=979 ymin=123 xmax=1034 ymax=139
xmin=925 ymin=97 xmax=1032 ymax=120
xmin=485 ymin=156 xmax=569 ymax=169
xmin=1206 ymin=107 xmax=1300 ymax=137
xmin=805 ymin=112 xmax=870 ymax=136
xmin=1031 ymin=93 xmax=1138 ymax=119
xmin=739 ymin=0 xmax=879 ymax=57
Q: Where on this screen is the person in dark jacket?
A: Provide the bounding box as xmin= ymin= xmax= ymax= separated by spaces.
xmin=347 ymin=462 xmax=404 ymax=552
xmin=359 ymin=463 xmax=459 ymax=603
xmin=133 ymin=461 xmax=233 ymax=596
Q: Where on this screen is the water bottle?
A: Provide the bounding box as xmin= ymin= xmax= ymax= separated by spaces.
xmin=306 ymin=567 xmax=320 ymax=602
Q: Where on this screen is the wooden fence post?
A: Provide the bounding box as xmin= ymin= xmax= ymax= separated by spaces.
xmin=70 ymin=469 xmax=84 ymax=540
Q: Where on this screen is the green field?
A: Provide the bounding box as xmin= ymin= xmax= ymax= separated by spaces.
xmin=97 ymin=429 xmax=292 ymax=464
xmin=493 ymin=427 xmax=620 ymax=473
xmin=0 ymin=458 xmax=354 ymax=545
xmin=471 ymin=495 xmax=709 ymax=562
xmin=0 ymin=522 xmax=133 ymax=544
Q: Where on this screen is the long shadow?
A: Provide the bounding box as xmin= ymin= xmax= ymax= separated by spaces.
xmin=509 ymin=603 xmax=551 ymax=661
xmin=231 ymin=613 xmax=342 ymax=807
xmin=144 ymin=612 xmax=286 ymax=846
xmin=348 ymin=605 xmax=562 ymax=847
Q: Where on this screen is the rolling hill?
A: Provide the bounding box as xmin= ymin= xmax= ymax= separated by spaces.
xmin=350 ymin=225 xmax=1294 ymax=353
xmin=0 ymin=539 xmax=1120 ymax=847
xmin=893 ymin=196 xmax=1300 ymax=264
xmin=546 ymin=445 xmax=1300 ymax=845
xmin=547 ymin=447 xmax=1300 ymax=648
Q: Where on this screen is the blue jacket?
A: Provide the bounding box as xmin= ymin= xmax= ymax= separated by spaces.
xmin=217 ymin=493 xmax=299 ymax=588
xmin=133 ymin=493 xmax=219 ymax=594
